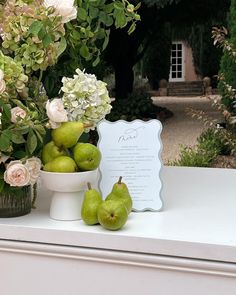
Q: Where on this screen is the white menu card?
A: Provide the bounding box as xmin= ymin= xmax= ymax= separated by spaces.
xmin=97 ymin=119 xmax=163 ymax=211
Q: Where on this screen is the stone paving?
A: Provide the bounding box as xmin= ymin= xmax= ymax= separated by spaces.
xmin=152 ymin=95 xmax=223 ymax=164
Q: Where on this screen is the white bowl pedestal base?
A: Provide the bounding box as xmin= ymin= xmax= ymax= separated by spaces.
xmin=50 ymin=191 xmax=84 ymax=221
xmin=40 ymin=169 xmax=99 ymax=221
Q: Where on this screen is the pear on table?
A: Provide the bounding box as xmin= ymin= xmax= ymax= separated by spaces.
xmin=105 ymin=176 xmax=133 ymax=213
xmin=97 ymin=199 xmax=128 ymax=231
xmin=81 ymin=183 xmax=103 ymax=225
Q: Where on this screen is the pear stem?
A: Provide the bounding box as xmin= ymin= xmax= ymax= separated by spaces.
xmin=118 ymin=176 xmax=122 ymax=184
xmin=87 ymin=182 xmax=92 ymax=190
xmin=83 ymin=123 xmax=93 ymax=129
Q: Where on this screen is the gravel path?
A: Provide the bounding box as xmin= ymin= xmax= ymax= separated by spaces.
xmin=152 ymin=96 xmax=223 ymax=164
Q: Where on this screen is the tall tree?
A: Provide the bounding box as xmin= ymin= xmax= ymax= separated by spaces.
xmin=106 ymin=0 xmax=230 ymax=99
xmin=218 ymin=0 xmax=236 ymax=115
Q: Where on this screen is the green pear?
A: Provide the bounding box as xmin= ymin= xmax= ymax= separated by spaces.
xmin=106 ymin=192 xmax=132 ymax=214
xmin=97 ymin=200 xmax=128 ymax=231
xmin=44 ymin=156 xmax=77 ymax=173
xmin=81 ymin=183 xmax=103 ymax=225
xmin=105 ymin=177 xmax=133 ymax=213
xmin=51 ymin=122 xmax=85 ymax=149
xmin=42 ymin=141 xmax=68 ymax=165
xmin=73 ymin=143 xmax=101 ymax=171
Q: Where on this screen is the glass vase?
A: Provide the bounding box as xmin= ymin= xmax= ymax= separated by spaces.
xmin=0 ymin=186 xmax=32 ymax=218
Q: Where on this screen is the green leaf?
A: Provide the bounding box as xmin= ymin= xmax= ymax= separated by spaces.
xmin=72 ymin=30 xmax=81 ymax=41
xmin=27 ymin=129 xmax=37 ymax=155
xmin=79 ymin=44 xmax=90 ymax=59
xmin=78 ymin=7 xmax=87 ymax=20
xmin=29 ymin=21 xmax=44 ymax=35
xmin=38 ymin=26 xmax=47 ymax=40
xmin=17 ymin=126 xmax=30 ymax=135
xmin=13 ymin=150 xmax=27 ymax=159
xmin=89 ymin=6 xmax=99 ymax=19
xmin=57 ymin=36 xmax=67 ymax=58
xmin=99 ymin=11 xmax=113 ymax=26
xmin=33 ymin=125 xmax=46 ymax=144
xmin=2 ymin=104 xmax=11 ymax=121
xmin=114 ymin=1 xmax=125 ymax=10
xmin=102 ymin=30 xmax=110 ymax=50
xmin=11 ymin=99 xmax=28 ymax=111
xmin=128 ymin=22 xmax=136 ymax=34
xmin=42 ymin=34 xmax=53 ymax=47
xmin=96 ymin=28 xmax=106 ymax=39
xmin=78 ymin=132 xmax=90 ymax=143
xmin=114 ymin=10 xmax=127 ymax=28
xmin=12 ymin=133 xmax=26 ymax=144
xmin=0 ymin=130 xmax=12 ymax=152
xmin=92 ymin=54 xmax=100 ymax=67
xmin=34 ymin=125 xmax=46 ymax=136
xmin=104 ymin=3 xmax=114 ymax=13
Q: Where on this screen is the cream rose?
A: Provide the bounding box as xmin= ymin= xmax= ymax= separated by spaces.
xmin=49 ymin=120 xmax=61 ymax=129
xmin=4 ymin=161 xmax=30 ymax=187
xmin=11 ymin=107 xmax=27 ymax=123
xmin=46 ymin=99 xmax=68 ymax=127
xmin=0 ymin=153 xmax=9 ymax=164
xmin=43 ymin=0 xmax=77 ymax=23
xmin=0 ymin=69 xmax=6 ymax=94
xmin=25 ymin=157 xmax=42 ymax=185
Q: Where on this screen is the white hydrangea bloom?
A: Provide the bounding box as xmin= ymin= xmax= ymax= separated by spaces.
xmin=61 ymin=69 xmax=112 ymax=130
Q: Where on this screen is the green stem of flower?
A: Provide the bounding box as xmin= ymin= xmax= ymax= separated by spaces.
xmin=34 ymin=70 xmax=44 ymax=99
xmin=38 ymin=70 xmax=43 ymax=84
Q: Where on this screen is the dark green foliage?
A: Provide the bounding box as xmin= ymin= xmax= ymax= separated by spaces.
xmin=144 ymin=0 xmax=180 ymax=8
xmin=42 ymin=0 xmax=140 ymax=98
xmin=218 ymin=53 xmax=236 ymax=114
xmin=198 ymin=129 xmax=232 ymax=156
xmin=107 ymin=92 xmax=168 ymax=121
xmin=104 ymin=0 xmax=229 ymax=99
xmin=218 ymin=0 xmax=236 ymax=115
xmin=142 ymin=24 xmax=171 ymax=89
xmin=188 ymin=25 xmax=223 ymax=79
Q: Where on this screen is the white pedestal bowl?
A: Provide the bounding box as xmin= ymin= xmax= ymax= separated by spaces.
xmin=40 ymin=169 xmax=99 ymax=221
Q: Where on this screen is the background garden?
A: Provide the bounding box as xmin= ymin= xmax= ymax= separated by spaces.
xmin=1 ymin=0 xmax=236 ymax=168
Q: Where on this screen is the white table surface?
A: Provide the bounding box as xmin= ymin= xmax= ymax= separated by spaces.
xmin=0 ymin=166 xmax=235 ymax=263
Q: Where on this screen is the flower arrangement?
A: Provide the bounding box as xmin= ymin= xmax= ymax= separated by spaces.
xmin=0 ymin=0 xmax=139 ymax=214
xmin=46 ymin=68 xmax=112 ymax=130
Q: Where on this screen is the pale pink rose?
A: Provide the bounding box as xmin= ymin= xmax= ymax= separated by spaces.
xmin=11 ymin=107 xmax=27 ymax=123
xmin=49 ymin=120 xmax=61 ymax=129
xmin=25 ymin=157 xmax=42 ymax=185
xmin=4 ymin=161 xmax=30 ymax=187
xmin=46 ymin=99 xmax=68 ymax=127
xmin=43 ymin=0 xmax=77 ymax=23
xmin=0 ymin=69 xmax=6 ymax=94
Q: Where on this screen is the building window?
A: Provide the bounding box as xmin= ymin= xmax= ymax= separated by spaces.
xmin=169 ymin=42 xmax=185 ymax=82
